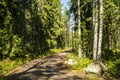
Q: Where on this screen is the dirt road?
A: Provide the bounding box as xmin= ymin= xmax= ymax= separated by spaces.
xmin=6 ymin=50 xmax=83 ymax=80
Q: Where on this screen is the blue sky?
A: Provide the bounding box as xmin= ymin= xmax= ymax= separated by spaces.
xmin=61 ymin=0 xmax=75 ymax=31
xmin=61 ymin=0 xmax=70 ymax=9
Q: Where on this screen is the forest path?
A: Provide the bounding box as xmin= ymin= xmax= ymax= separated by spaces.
xmin=6 ymin=50 xmax=84 ymax=80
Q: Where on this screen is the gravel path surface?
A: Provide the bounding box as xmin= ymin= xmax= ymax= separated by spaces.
xmin=6 ymin=50 xmax=83 ymax=80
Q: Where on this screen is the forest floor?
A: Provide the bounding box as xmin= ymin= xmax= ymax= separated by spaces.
xmin=5 ymin=50 xmax=104 ymax=80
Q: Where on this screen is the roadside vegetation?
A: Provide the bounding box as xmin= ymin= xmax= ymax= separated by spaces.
xmin=65 ymin=50 xmax=120 ymax=79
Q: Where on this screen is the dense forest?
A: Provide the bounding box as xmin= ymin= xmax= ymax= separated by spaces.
xmin=0 ymin=0 xmax=120 ymax=79
xmin=0 ymin=0 xmax=66 ymax=60
xmin=69 ymin=0 xmax=120 ymax=79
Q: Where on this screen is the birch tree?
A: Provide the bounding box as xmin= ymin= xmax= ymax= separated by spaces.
xmin=97 ymin=0 xmax=103 ymax=60
xmin=93 ymin=0 xmax=98 ymax=60
xmin=78 ymin=0 xmax=82 ymax=58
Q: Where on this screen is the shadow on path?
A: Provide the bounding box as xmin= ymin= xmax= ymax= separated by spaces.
xmin=6 ymin=50 xmax=82 ymax=80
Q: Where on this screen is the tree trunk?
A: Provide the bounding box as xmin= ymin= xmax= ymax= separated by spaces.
xmin=97 ymin=0 xmax=103 ymax=60
xmin=72 ymin=27 xmax=74 ymax=49
xmin=65 ymin=26 xmax=68 ymax=48
xmin=78 ymin=0 xmax=82 ymax=58
xmin=93 ymin=0 xmax=98 ymax=60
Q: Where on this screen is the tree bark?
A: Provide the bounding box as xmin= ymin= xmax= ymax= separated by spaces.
xmin=93 ymin=0 xmax=98 ymax=60
xmin=78 ymin=0 xmax=82 ymax=58
xmin=97 ymin=0 xmax=103 ymax=60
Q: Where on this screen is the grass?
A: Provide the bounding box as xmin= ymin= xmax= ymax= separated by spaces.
xmin=83 ymin=74 xmax=102 ymax=80
xmin=66 ymin=51 xmax=92 ymax=71
xmin=65 ymin=51 xmax=104 ymax=80
xmin=0 ymin=58 xmax=27 ymax=80
xmin=1 ymin=59 xmax=24 ymax=74
xmin=50 ymin=47 xmax=71 ymax=53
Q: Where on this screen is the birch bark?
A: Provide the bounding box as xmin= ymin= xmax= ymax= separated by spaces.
xmin=98 ymin=0 xmax=103 ymax=60
xmin=78 ymin=0 xmax=82 ymax=58
xmin=93 ymin=0 xmax=98 ymax=60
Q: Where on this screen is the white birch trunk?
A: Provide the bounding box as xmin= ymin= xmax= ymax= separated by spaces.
xmin=78 ymin=0 xmax=82 ymax=58
xmin=97 ymin=0 xmax=103 ymax=60
xmin=93 ymin=0 xmax=98 ymax=60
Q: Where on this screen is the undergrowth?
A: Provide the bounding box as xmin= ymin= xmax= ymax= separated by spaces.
xmin=105 ymin=59 xmax=120 ymax=79
xmin=66 ymin=51 xmax=92 ymax=71
xmin=102 ymin=49 xmax=120 ymax=79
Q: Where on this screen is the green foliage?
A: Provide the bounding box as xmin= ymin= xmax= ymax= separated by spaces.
xmin=66 ymin=51 xmax=92 ymax=71
xmin=69 ymin=0 xmax=93 ymax=57
xmin=107 ymin=59 xmax=120 ymax=79
xmin=1 ymin=59 xmax=23 ymax=75
xmin=71 ymin=58 xmax=92 ymax=71
xmin=0 ymin=0 xmax=64 ymax=60
xmin=0 ymin=0 xmax=66 ymax=79
xmin=9 ymin=35 xmax=23 ymax=58
xmin=102 ymin=49 xmax=120 ymax=61
xmin=0 ymin=29 xmax=11 ymax=59
xmin=0 ymin=65 xmax=2 ymax=76
xmin=0 ymin=0 xmax=119 ymax=79
xmin=103 ymin=0 xmax=120 ymax=50
xmin=102 ymin=49 xmax=120 ymax=79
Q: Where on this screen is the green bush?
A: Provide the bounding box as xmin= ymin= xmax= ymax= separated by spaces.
xmin=103 ymin=49 xmax=120 ymax=79
xmin=107 ymin=59 xmax=120 ymax=77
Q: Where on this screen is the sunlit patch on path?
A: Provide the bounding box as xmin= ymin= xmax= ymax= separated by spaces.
xmin=6 ymin=50 xmax=82 ymax=80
